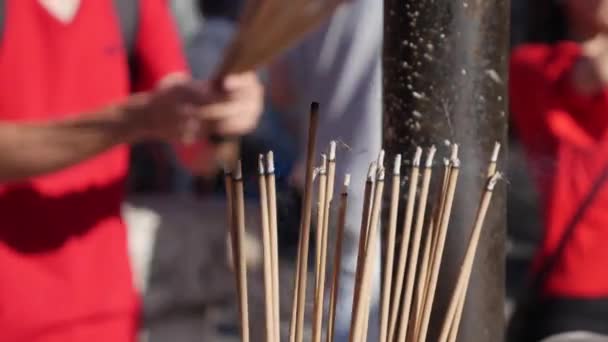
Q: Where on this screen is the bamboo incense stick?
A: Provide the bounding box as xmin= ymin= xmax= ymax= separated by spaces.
xmin=415 ymin=155 xmax=460 ymax=342
xmin=414 ymin=158 xmax=451 ymax=329
xmin=359 ymin=150 xmax=386 ymax=342
xmin=388 ymin=147 xmax=423 ymax=342
xmin=350 ymin=163 xmax=376 ymax=342
xmin=258 ymin=156 xmax=275 ymax=342
xmin=314 ymin=155 xmax=329 ymax=294
xmin=445 ymin=142 xmax=501 ymax=342
xmin=438 ymin=172 xmax=500 ymax=342
xmin=350 ymin=167 xmax=386 ymax=342
xmin=327 ymin=174 xmax=350 ymax=342
xmin=266 ymin=151 xmax=281 ymax=342
xmin=396 ymin=146 xmax=436 ymax=342
xmin=217 ymin=0 xmax=344 ymax=76
xmin=234 ymin=161 xmax=251 ymax=342
xmin=290 ymin=103 xmax=320 ymax=342
xmin=313 ymin=142 xmax=338 ymax=342
xmin=312 ymin=155 xmax=328 ymax=342
xmin=223 ymin=168 xmax=238 ymax=272
xmin=379 ymin=154 xmax=402 ymax=342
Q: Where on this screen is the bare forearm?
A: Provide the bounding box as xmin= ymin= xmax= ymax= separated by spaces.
xmin=0 ymin=106 xmax=134 ymax=182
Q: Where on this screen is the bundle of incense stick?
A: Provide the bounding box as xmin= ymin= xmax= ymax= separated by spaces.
xmin=216 ymin=0 xmax=345 ymax=76
xmin=223 ymin=103 xmax=502 ymax=342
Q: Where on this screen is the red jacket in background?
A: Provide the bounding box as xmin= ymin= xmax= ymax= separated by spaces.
xmin=0 ymin=1 xmax=187 ymax=341
xmin=511 ymin=42 xmax=608 ymax=299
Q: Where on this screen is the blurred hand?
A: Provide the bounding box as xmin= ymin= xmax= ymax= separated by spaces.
xmin=123 ymin=82 xmax=208 ymax=143
xmin=196 ymin=72 xmax=264 ymax=137
xmin=573 ymin=35 xmax=608 ymax=95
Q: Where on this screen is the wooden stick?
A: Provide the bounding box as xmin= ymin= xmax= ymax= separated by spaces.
xmin=327 ymin=175 xmax=350 ymax=342
xmin=360 ymin=150 xmax=386 ymax=342
xmin=396 ymin=146 xmax=436 ymax=342
xmin=415 ymin=155 xmax=460 ymax=342
xmin=350 ymin=163 xmax=376 ymax=342
xmin=445 ymin=142 xmax=501 ymax=342
xmin=290 ymin=103 xmax=320 ymax=342
xmin=312 ymin=155 xmax=328 ymax=342
xmin=314 ymin=155 xmax=329 ymax=293
xmin=379 ymin=154 xmax=402 ymax=342
xmin=315 ymin=142 xmax=338 ymax=342
xmin=388 ymin=147 xmax=423 ymax=342
xmin=258 ymin=155 xmax=275 ymax=342
xmin=223 ymin=168 xmax=238 ymax=273
xmin=414 ymin=159 xmax=450 ymax=328
xmin=438 ymin=172 xmax=500 ymax=342
xmin=350 ymin=167 xmax=386 ymax=342
xmin=233 ymin=161 xmax=251 ymax=342
xmin=266 ymin=151 xmax=281 ymax=342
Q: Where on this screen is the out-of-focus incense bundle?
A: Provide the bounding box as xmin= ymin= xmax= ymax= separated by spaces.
xmin=216 ymin=0 xmax=344 ymax=77
xmin=223 ymin=102 xmax=502 ymax=342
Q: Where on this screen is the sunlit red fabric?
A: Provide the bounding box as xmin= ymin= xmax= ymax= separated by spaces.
xmin=511 ymin=42 xmax=608 ymax=298
xmin=0 ymin=1 xmax=186 ymax=341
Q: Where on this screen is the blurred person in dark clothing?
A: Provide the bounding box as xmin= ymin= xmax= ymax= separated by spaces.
xmin=510 ymin=0 xmax=608 ymax=340
xmin=0 ymin=0 xmax=262 ymax=341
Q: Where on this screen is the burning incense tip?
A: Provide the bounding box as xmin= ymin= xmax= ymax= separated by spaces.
xmin=491 ymin=142 xmax=501 ymax=162
xmin=258 ymin=155 xmax=266 ymax=175
xmin=321 ymin=154 xmax=328 ymax=172
xmin=234 ymin=160 xmax=243 ymax=180
xmin=413 ymin=147 xmax=423 ymax=167
xmin=266 ymin=151 xmax=275 ymax=173
xmin=377 ymin=149 xmax=386 ymax=167
xmin=367 ymin=162 xmax=377 ymax=180
xmin=450 ymin=144 xmax=460 ymax=160
xmin=311 ymin=102 xmax=320 ymax=112
xmin=393 ymin=154 xmax=402 ymax=175
xmin=329 ymin=141 xmax=337 ymax=161
xmin=487 ymin=172 xmax=502 ymax=191
xmin=426 ymin=146 xmax=437 ymax=168
xmin=377 ymin=167 xmax=386 ymax=181
xmin=344 ymin=174 xmax=351 ymax=188
xmin=451 ymin=157 xmax=462 ymax=168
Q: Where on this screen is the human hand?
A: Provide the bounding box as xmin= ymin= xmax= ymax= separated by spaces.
xmin=122 ymin=81 xmax=208 ymax=143
xmin=195 ymin=72 xmax=264 ymax=137
xmin=574 ymin=36 xmax=608 ymax=95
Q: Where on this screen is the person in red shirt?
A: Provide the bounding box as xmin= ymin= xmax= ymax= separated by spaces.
xmin=0 ymin=1 xmax=262 ymax=341
xmin=510 ymin=0 xmax=608 ymax=340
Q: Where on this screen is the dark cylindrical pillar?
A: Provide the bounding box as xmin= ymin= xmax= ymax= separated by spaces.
xmin=383 ymin=1 xmax=509 ymax=341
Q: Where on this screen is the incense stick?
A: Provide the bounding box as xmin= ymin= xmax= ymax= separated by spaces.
xmin=327 ymin=174 xmax=350 ymax=342
xmin=416 ymin=154 xmax=460 ymax=342
xmin=438 ymin=172 xmax=500 ymax=342
xmin=314 ymin=142 xmax=338 ymax=342
xmin=350 ymin=163 xmax=376 ymax=342
xmin=396 ymin=147 xmax=436 ymax=342
xmin=360 ymin=150 xmax=386 ymax=342
xmin=350 ymin=167 xmax=386 ymax=342
xmin=291 ymin=103 xmax=320 ymax=342
xmin=312 ymin=155 xmax=328 ymax=342
xmin=388 ymin=147 xmax=423 ymax=342
xmin=266 ymin=151 xmax=281 ymax=342
xmin=414 ymin=158 xmax=451 ymax=330
xmin=233 ymin=161 xmax=251 ymax=342
xmin=445 ymin=142 xmax=501 ymax=342
xmin=258 ymin=156 xmax=275 ymax=342
xmin=379 ymin=154 xmax=402 ymax=342
xmin=217 ymin=0 xmax=343 ymax=76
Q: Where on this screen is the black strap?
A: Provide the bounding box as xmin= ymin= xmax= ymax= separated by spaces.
xmin=112 ymin=0 xmax=138 ymax=56
xmin=0 ymin=0 xmax=138 ymax=55
xmin=532 ymin=158 xmax=608 ymax=293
